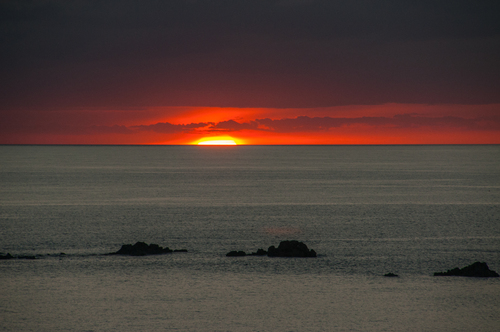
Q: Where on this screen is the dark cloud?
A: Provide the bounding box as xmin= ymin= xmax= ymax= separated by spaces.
xmin=1 ymin=0 xmax=499 ymax=111
xmin=134 ymin=114 xmax=500 ymax=134
xmin=209 ymin=120 xmax=259 ymax=131
xmin=254 ymin=114 xmax=500 ymax=132
xmin=2 ymin=112 xmax=498 ymax=142
xmin=132 ymin=122 xmax=209 ymax=133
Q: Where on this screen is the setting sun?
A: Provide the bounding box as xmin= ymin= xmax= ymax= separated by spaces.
xmin=194 ymin=136 xmax=244 ymax=145
xmin=198 ymin=140 xmax=237 ymax=145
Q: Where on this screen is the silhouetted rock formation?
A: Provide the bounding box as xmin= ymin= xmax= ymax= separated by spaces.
xmin=384 ymin=273 xmax=398 ymax=277
xmin=226 ymin=249 xmax=267 ymax=256
xmin=0 ymin=253 xmax=13 ymax=260
xmin=227 ymin=241 xmax=317 ymax=258
xmin=267 ymin=240 xmax=317 ymax=257
xmin=434 ymin=261 xmax=499 ymax=278
xmin=112 ymin=242 xmax=174 ymax=256
xmin=226 ymin=250 xmax=246 ymax=257
xmin=250 ymin=248 xmax=267 ymax=256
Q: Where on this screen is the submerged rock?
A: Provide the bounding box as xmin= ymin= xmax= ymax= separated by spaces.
xmin=267 ymin=240 xmax=317 ymax=257
xmin=434 ymin=261 xmax=499 ymax=278
xmin=112 ymin=242 xmax=173 ymax=256
xmin=384 ymin=273 xmax=399 ymax=277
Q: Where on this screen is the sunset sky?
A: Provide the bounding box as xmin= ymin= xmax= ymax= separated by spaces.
xmin=1 ymin=0 xmax=499 ymax=145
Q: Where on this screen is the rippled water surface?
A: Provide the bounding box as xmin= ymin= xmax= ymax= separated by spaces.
xmin=1 ymin=145 xmax=499 ymax=331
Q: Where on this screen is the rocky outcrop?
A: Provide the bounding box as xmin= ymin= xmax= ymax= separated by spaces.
xmin=267 ymin=240 xmax=316 ymax=257
xmin=383 ymin=273 xmax=398 ymax=277
xmin=250 ymin=248 xmax=267 ymax=256
xmin=111 ymin=242 xmax=185 ymax=256
xmin=0 ymin=253 xmax=13 ymax=260
xmin=226 ymin=241 xmax=317 ymax=258
xmin=226 ymin=249 xmax=267 ymax=257
xmin=434 ymin=261 xmax=499 ymax=278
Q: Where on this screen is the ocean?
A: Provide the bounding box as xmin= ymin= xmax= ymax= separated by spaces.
xmin=1 ymin=145 xmax=499 ymax=331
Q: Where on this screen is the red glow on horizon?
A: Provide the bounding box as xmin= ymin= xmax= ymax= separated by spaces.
xmin=4 ymin=129 xmax=499 ymax=145
xmin=1 ymin=104 xmax=499 ymax=145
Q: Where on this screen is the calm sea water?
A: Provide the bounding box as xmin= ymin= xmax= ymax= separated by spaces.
xmin=1 ymin=145 xmax=499 ymax=331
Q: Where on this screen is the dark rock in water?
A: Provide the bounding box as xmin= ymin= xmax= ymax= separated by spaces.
xmin=226 ymin=248 xmax=267 ymax=256
xmin=18 ymin=255 xmax=37 ymax=259
xmin=113 ymin=242 xmax=173 ymax=256
xmin=226 ymin=241 xmax=317 ymax=258
xmin=0 ymin=253 xmax=13 ymax=260
xmin=384 ymin=273 xmax=399 ymax=277
xmin=434 ymin=262 xmax=499 ymax=278
xmin=267 ymin=240 xmax=317 ymax=257
xmin=226 ymin=250 xmax=246 ymax=257
xmin=249 ymin=248 xmax=267 ymax=256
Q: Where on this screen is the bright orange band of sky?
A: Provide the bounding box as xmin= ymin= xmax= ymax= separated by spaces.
xmin=1 ymin=104 xmax=499 ymax=145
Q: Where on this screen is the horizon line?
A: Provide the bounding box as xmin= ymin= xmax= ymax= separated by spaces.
xmin=1 ymin=143 xmax=498 ymax=147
